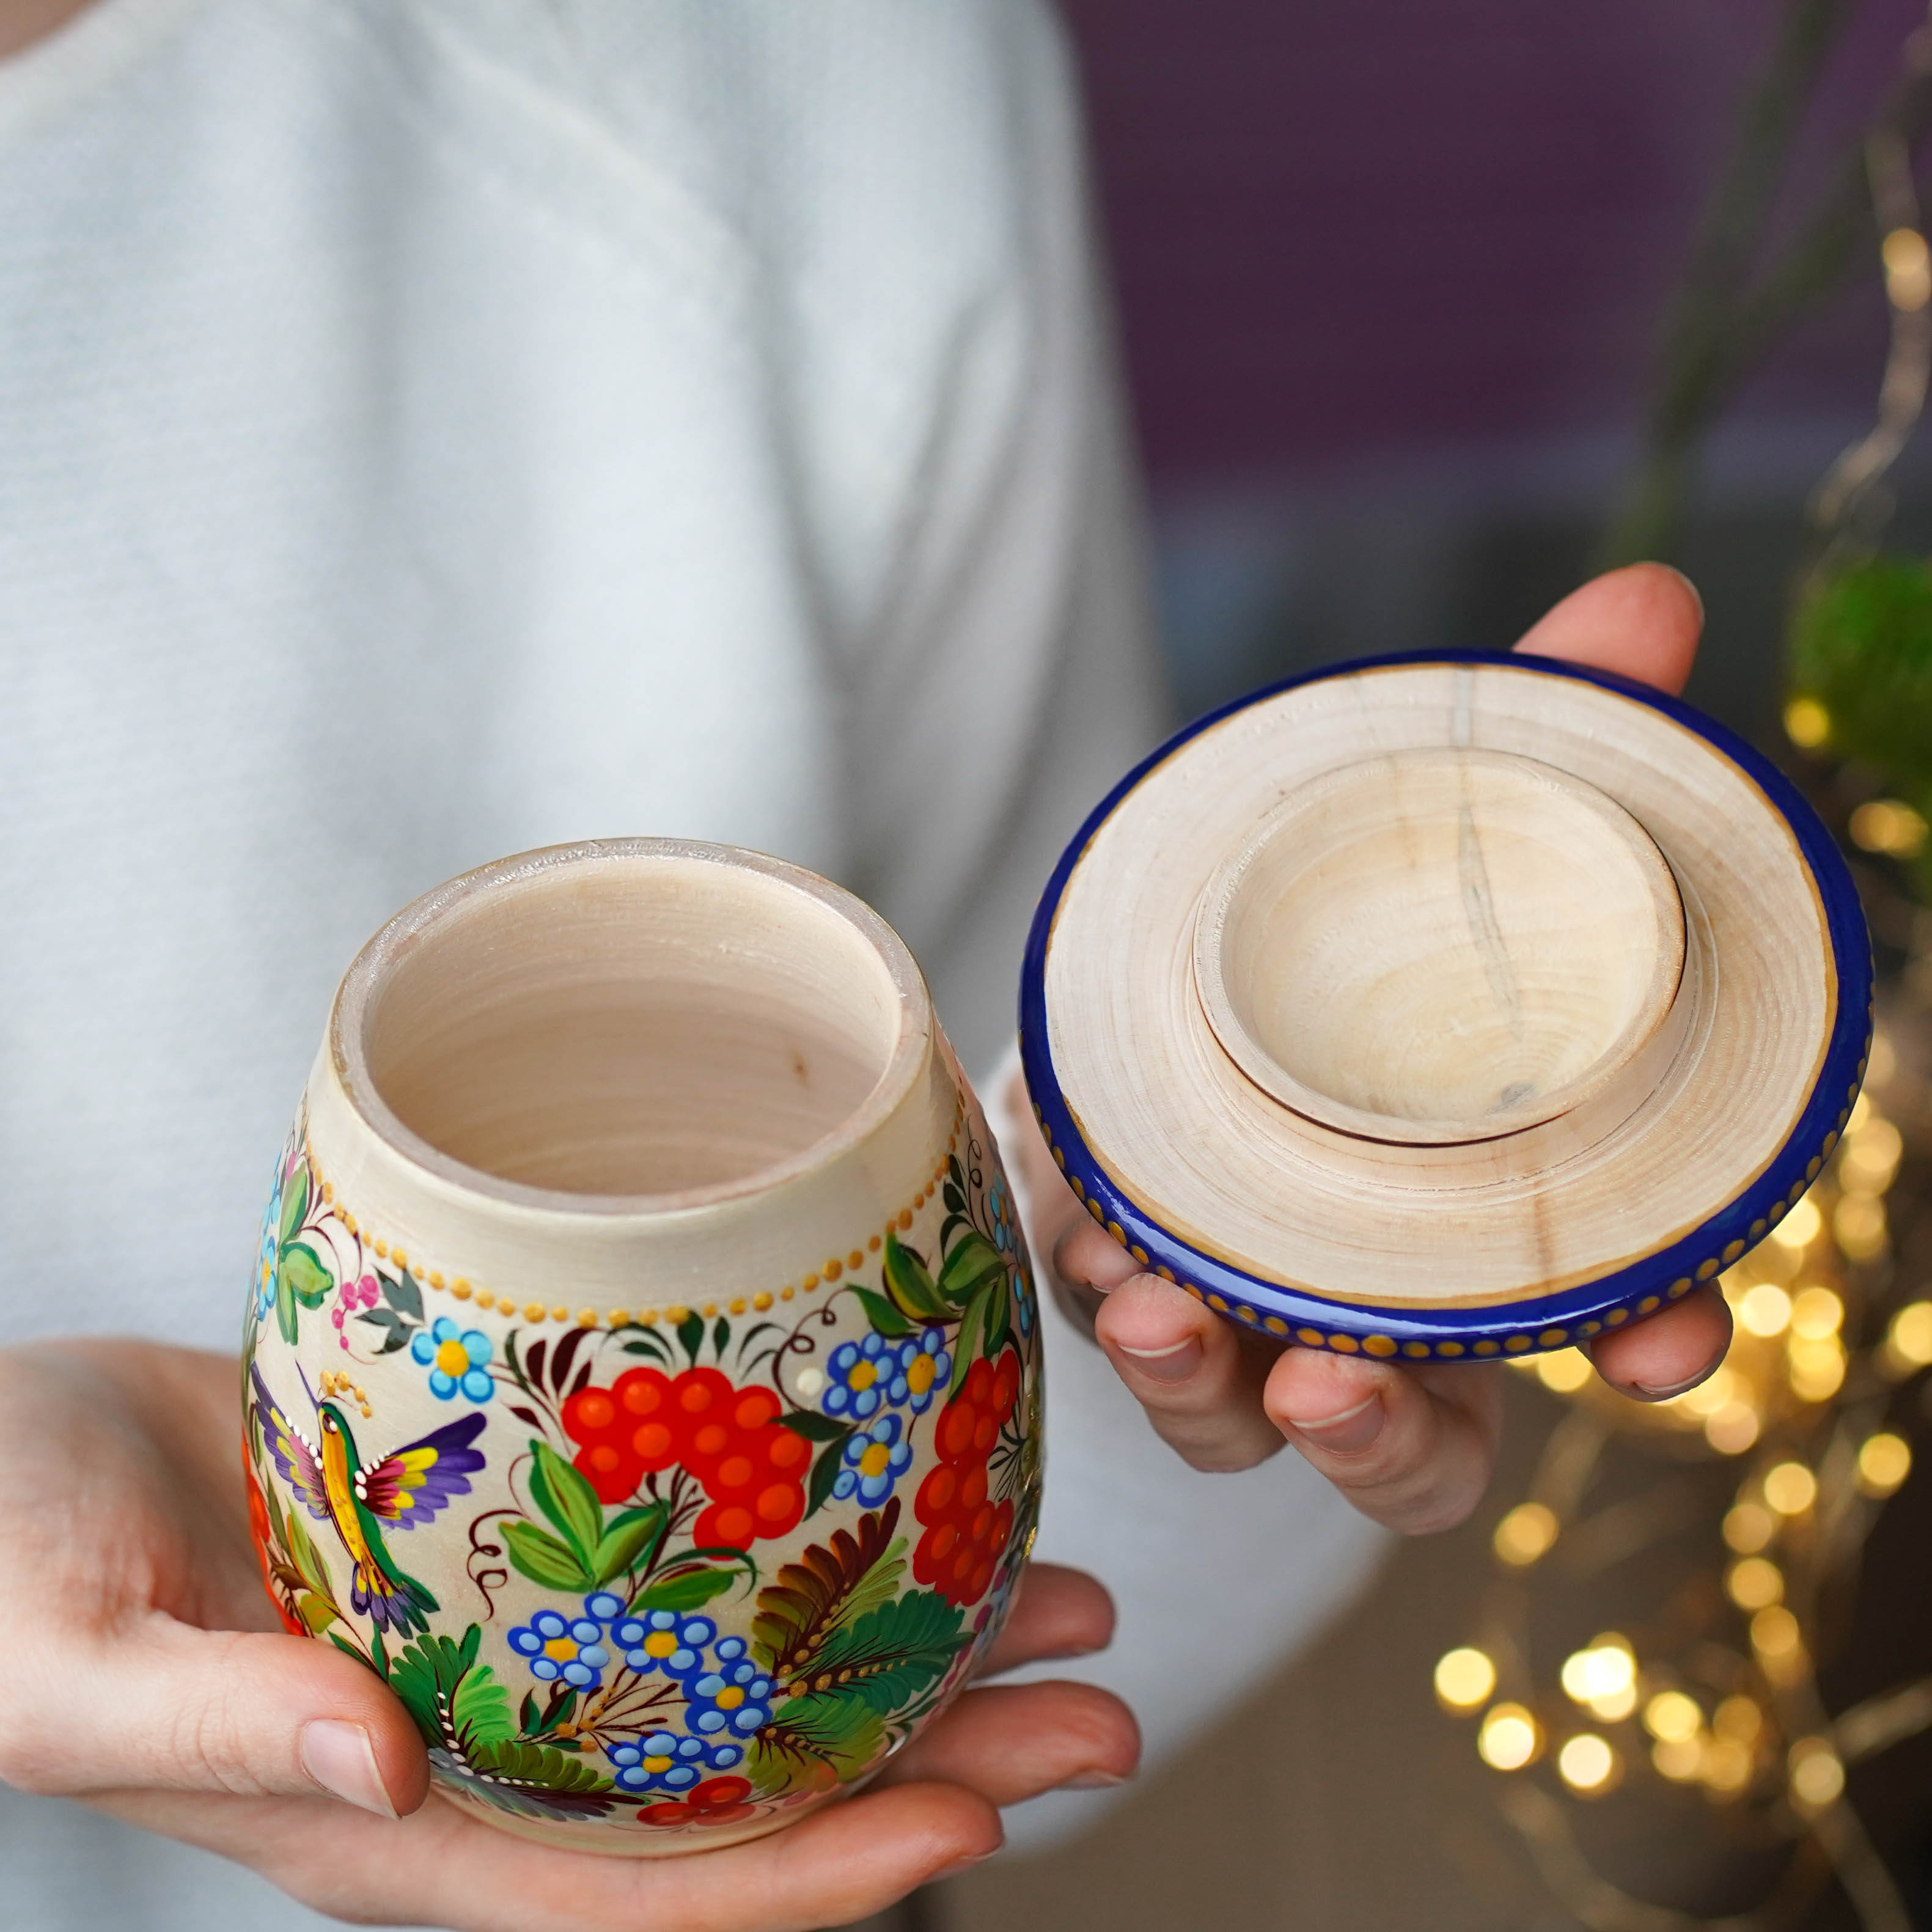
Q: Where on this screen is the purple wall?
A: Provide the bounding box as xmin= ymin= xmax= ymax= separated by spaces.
xmin=1064 ymin=0 xmax=1921 ymax=483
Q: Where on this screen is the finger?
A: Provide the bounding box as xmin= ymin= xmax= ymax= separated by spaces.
xmin=2 ymin=1616 xmax=427 ymax=1817
xmin=1090 ymin=1275 xmax=1287 ymax=1471
xmin=1263 ymin=1350 xmax=1502 ymax=1534
xmin=100 ymin=1774 xmax=1004 ymax=1932
xmin=1048 ymin=1216 xmax=1144 ymax=1340
xmin=1513 ymin=561 xmax=1703 ymax=696
xmin=881 ymin=1680 xmax=1140 ymax=1801
xmin=1054 ymin=1216 xmax=1144 ymax=1296
xmin=974 ymin=1562 xmax=1114 ymax=1678
xmin=1587 ymin=1285 xmax=1733 ymax=1400
xmin=619 ymin=1779 xmax=1004 ymax=1929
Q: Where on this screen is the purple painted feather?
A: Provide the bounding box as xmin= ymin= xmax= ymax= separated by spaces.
xmin=248 ymin=1363 xmax=332 ymax=1521
xmin=355 ymin=1410 xmax=488 ymax=1528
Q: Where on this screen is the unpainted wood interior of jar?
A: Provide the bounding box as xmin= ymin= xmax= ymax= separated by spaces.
xmin=1200 ymin=750 xmax=1684 ymax=1144
xmin=359 ymin=858 xmax=903 ymax=1195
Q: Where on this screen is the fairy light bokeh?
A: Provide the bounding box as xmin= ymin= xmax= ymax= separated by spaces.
xmin=1423 ymin=24 xmax=1932 ymax=1912
xmin=1433 ymin=1014 xmax=1932 ymax=1928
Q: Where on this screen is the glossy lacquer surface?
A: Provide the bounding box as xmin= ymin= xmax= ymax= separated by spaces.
xmin=1021 ymin=653 xmax=1871 ymax=1359
xmin=246 ymin=842 xmax=1041 ymax=1854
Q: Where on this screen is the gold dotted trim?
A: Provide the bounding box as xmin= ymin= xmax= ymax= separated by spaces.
xmin=304 ymin=1103 xmax=967 ymax=1331
xmin=1030 ymin=1024 xmax=1870 ymax=1359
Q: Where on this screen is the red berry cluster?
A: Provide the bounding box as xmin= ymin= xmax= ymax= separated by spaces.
xmin=637 ymin=1774 xmax=756 ymax=1829
xmin=913 ymin=1351 xmax=1019 ymax=1607
xmin=562 ymin=1366 xmax=810 ymax=1546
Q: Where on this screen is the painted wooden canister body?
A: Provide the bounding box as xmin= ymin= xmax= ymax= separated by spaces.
xmin=245 ymin=840 xmax=1040 ymax=1854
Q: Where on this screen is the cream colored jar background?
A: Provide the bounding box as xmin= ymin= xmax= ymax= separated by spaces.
xmin=243 ymin=842 xmax=1041 ymax=1855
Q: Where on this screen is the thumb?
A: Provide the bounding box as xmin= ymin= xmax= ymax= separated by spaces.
xmin=7 ymin=1615 xmax=428 ymax=1816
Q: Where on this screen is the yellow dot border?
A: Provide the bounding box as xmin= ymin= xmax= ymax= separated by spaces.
xmin=1027 ymin=1013 xmax=1870 ymax=1361
xmin=302 ymin=1101 xmax=968 ymax=1331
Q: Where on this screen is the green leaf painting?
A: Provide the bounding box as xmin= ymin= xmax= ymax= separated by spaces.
xmin=751 ymin=1502 xmax=904 ymax=1681
xmin=593 ymin=1502 xmax=667 ymax=1584
xmin=850 ymin=1285 xmax=914 ymax=1337
xmin=388 ymin=1625 xmax=513 ymax=1758
xmin=527 ymin=1439 xmax=603 ymax=1571
xmin=266 ymin=1158 xmax=332 ymax=1344
xmin=677 ymin=1310 xmax=705 ymax=1364
xmin=803 ymin=1589 xmax=964 ymax=1713
xmin=501 ymin=1521 xmax=592 ymax=1592
xmin=382 ymin=1267 xmax=425 ymax=1325
xmin=277 ymin=1161 xmax=309 ymax=1248
xmin=292 ymin=1593 xmax=337 ymax=1633
xmin=432 ymin=1732 xmax=617 ymax=1821
xmin=355 ymin=1306 xmax=414 ymax=1354
xmin=261 ymin=1471 xmax=343 ymax=1640
xmin=881 ymin=1232 xmax=949 ymax=1323
xmin=945 ymin=1267 xmax=1012 ymax=1397
xmin=271 ymin=1484 xmax=344 ymax=1634
xmin=936 ymin=1230 xmax=1006 ymax=1307
xmin=632 ymin=1564 xmax=738 ymax=1613
xmin=749 ymin=1691 xmax=886 ymax=1783
xmin=805 ymin=1432 xmax=849 ymax=1519
xmin=278 ymin=1244 xmax=331 ymax=1305
xmin=982 ymin=1275 xmax=1012 ymax=1359
xmin=243 ymin=1113 xmax=1035 ymax=1824
xmin=475 ymin=1739 xmax=611 ymax=1792
xmin=273 ymin=1241 xmax=332 ymax=1345
xmin=450 ymin=1662 xmax=517 ymax=1749
xmin=520 ymin=1688 xmax=577 ymax=1738
xmin=506 ymin=1458 xmax=667 ymax=1591
xmin=948 ymin=1285 xmax=990 ymax=1397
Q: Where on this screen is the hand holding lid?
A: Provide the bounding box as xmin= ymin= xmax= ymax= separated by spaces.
xmin=1017 ymin=567 xmax=1865 ymax=1533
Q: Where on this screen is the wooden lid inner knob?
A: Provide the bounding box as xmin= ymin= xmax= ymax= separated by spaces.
xmin=1192 ymin=748 xmax=1687 ymax=1147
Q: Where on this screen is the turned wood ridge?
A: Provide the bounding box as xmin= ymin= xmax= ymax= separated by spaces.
xmin=1034 ymin=658 xmax=1844 ymax=1323
xmin=1194 ymin=748 xmax=1686 ymax=1147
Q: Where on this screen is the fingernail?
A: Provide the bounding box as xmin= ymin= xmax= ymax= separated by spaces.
xmin=299 ymin=1719 xmax=397 ymax=1819
xmin=1626 ymin=1366 xmax=1719 ymax=1402
xmin=935 ymin=1843 xmax=1002 ymax=1880
xmin=1662 ymin=562 xmax=1705 ymax=626
xmin=1285 ymin=1392 xmax=1384 ymax=1453
xmin=1115 ymin=1335 xmax=1202 ymax=1383
xmin=1062 ymin=1768 xmax=1129 ymax=1789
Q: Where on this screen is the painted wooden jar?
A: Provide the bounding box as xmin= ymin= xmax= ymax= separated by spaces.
xmin=244 ymin=840 xmax=1040 ymax=1854
xmin=1021 ymin=650 xmax=1872 ymax=1358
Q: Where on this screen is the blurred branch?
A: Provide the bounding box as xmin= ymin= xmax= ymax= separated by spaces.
xmin=1833 ymin=1671 xmax=1932 ymax=1761
xmin=1807 ymin=1794 xmax=1918 ymax=1932
xmin=1601 ymin=0 xmax=1853 ymax=568
xmin=1808 ymin=107 xmax=1932 ymax=570
xmin=1600 ymin=0 xmax=1932 ymax=570
xmin=1498 ymin=1780 xmax=1816 ymax=1932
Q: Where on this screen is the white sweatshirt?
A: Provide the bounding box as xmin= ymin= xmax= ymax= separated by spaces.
xmin=0 ymin=2 xmax=1384 ymax=1920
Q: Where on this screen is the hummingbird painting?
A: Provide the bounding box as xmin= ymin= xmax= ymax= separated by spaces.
xmin=250 ymin=1362 xmax=488 ymax=1637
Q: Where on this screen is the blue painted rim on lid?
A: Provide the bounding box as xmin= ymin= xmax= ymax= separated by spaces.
xmin=1017 ymin=649 xmax=1873 ymax=1361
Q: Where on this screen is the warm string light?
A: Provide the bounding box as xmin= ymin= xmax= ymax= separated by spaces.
xmin=1434 ymin=1647 xmax=1497 ymax=1711
xmin=1441 ymin=1033 xmax=1931 ymax=1926
xmin=1849 ymin=799 xmax=1929 ymax=860
xmin=1559 ymin=1634 xmax=1637 ymax=1723
xmin=1556 ymin=1732 xmax=1619 ymax=1796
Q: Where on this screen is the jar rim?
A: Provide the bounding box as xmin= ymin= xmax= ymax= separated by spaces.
xmin=329 ymin=838 xmax=933 ymax=1218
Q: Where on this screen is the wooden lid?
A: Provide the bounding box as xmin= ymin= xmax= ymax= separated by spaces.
xmin=1019 ymin=653 xmax=1872 ymax=1358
